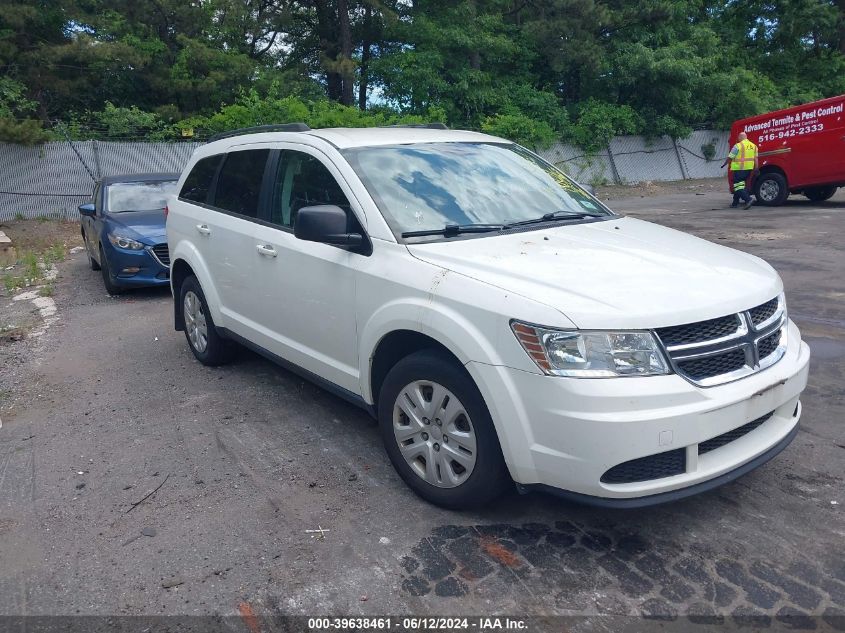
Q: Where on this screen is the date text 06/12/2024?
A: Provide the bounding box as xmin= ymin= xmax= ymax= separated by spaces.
xmin=307 ymin=617 xmax=528 ymax=631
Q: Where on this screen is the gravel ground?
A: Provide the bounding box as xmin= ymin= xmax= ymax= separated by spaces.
xmin=0 ymin=188 xmax=843 ymax=631
xmin=595 ymin=176 xmax=728 ymax=202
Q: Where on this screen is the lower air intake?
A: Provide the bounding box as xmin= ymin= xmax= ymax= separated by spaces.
xmin=601 ymin=448 xmax=686 ymax=484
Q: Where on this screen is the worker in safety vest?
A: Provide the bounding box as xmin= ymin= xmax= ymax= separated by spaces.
xmin=721 ymin=132 xmax=759 ymax=209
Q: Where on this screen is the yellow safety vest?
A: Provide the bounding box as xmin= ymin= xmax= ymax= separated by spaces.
xmin=730 ymin=139 xmax=757 ymax=171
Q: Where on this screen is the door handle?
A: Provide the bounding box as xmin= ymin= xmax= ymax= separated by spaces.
xmin=256 ymin=244 xmax=277 ymax=257
xmin=196 ymin=224 xmax=211 ymax=235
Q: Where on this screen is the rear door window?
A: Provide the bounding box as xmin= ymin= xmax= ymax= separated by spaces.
xmin=213 ymin=149 xmax=271 ymax=219
xmin=180 ymin=155 xmax=221 ymax=204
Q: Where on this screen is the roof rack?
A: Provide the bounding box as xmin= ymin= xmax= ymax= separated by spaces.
xmin=207 ymin=123 xmax=311 ymax=143
xmin=382 ymin=123 xmax=449 ymax=130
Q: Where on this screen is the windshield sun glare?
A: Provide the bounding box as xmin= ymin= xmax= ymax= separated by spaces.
xmin=344 ymin=143 xmax=612 ymax=239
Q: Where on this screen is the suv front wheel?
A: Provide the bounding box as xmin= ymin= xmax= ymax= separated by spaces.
xmin=180 ymin=275 xmax=236 ymax=365
xmin=378 ymin=349 xmax=511 ymax=509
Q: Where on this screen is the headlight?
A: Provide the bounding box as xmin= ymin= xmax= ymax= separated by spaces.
xmin=108 ymin=234 xmax=145 ymax=250
xmin=511 ymin=321 xmax=670 ymax=377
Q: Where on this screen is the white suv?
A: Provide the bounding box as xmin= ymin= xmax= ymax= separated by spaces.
xmin=167 ymin=124 xmax=810 ymax=509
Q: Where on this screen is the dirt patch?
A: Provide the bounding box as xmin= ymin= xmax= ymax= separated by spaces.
xmin=0 ymin=219 xmax=82 ymax=256
xmin=0 ymin=219 xmax=83 ymax=298
xmin=596 ymin=177 xmax=725 ymax=202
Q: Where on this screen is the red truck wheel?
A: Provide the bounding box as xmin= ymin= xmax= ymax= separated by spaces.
xmin=754 ymin=172 xmax=789 ymax=206
xmin=804 ymin=186 xmax=837 ymax=202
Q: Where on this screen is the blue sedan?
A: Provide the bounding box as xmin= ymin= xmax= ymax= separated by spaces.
xmin=78 ymin=173 xmax=178 ymax=294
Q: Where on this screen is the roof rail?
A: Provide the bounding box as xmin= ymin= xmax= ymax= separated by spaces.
xmin=382 ymin=123 xmax=449 ymax=130
xmin=207 ymin=123 xmax=311 ymax=143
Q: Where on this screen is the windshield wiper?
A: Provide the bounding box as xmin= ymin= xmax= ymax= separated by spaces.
xmin=504 ymin=211 xmax=599 ymax=229
xmin=401 ymin=223 xmax=505 ymax=238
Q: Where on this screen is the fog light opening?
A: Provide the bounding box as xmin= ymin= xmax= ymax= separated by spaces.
xmin=793 ymin=401 xmax=800 ymax=417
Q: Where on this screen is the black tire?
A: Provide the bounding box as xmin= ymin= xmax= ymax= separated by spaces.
xmin=753 ymin=172 xmax=789 ymax=206
xmin=179 ymin=275 xmax=236 ymax=366
xmin=84 ymin=233 xmax=100 ymax=270
xmin=99 ymin=246 xmax=123 ymax=295
xmin=377 ymin=349 xmax=511 ymax=509
xmin=803 ymin=185 xmax=837 ymax=202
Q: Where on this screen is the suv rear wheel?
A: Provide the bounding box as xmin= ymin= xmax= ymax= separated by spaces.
xmin=378 ymin=349 xmax=510 ymax=509
xmin=180 ymin=275 xmax=235 ymax=365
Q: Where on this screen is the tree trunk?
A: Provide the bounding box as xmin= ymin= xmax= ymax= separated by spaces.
xmin=468 ymin=0 xmax=481 ymax=70
xmin=314 ymin=0 xmax=342 ymax=102
xmin=359 ymin=4 xmax=372 ymax=110
xmin=338 ymin=0 xmax=354 ymax=106
xmin=839 ymin=0 xmax=845 ymax=55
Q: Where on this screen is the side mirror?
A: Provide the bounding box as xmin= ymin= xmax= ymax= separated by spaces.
xmin=294 ymin=205 xmax=365 ymax=249
xmin=78 ymin=203 xmax=96 ymax=217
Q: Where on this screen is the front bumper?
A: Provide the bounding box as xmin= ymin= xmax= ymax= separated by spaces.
xmin=103 ymin=242 xmax=170 ymax=288
xmin=469 ymin=319 xmax=810 ymax=503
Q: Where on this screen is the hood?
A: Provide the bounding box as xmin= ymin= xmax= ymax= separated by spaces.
xmin=105 ymin=209 xmax=167 ymax=244
xmin=407 ymin=216 xmax=782 ymax=330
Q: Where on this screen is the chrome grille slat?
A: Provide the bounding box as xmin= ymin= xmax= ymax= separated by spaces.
xmin=656 ymin=295 xmax=786 ymax=387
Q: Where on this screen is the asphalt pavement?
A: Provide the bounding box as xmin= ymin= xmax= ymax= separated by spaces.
xmin=0 ymin=188 xmax=843 ymax=630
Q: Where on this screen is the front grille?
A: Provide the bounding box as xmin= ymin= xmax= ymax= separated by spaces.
xmin=758 ymin=331 xmax=780 ymax=359
xmin=677 ymin=348 xmax=747 ymax=381
xmin=749 ymin=298 xmax=779 ymax=326
xmin=656 ymin=314 xmax=740 ymax=348
xmin=601 ymin=448 xmax=686 ymax=484
xmin=657 ymin=296 xmax=785 ymax=386
xmin=699 ymin=412 xmax=774 ymax=455
xmin=151 ymin=244 xmax=170 ymax=267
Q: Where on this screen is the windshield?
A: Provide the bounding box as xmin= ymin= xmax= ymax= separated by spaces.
xmin=343 ymin=142 xmax=612 ymax=238
xmin=106 ymin=181 xmax=177 ymax=213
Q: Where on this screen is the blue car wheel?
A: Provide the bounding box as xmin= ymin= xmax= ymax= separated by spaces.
xmin=83 ymin=230 xmax=100 ymax=271
xmin=99 ymin=245 xmax=124 ymax=295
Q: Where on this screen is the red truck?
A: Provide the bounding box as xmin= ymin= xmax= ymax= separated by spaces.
xmin=730 ymin=94 xmax=845 ymax=205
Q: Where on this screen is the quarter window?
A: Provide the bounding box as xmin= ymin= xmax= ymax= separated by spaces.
xmin=213 ymin=149 xmax=270 ymax=218
xmin=270 ymin=151 xmax=350 ymax=228
xmin=180 ymin=155 xmax=221 ymax=204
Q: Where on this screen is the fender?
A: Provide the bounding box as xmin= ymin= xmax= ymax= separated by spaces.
xmin=358 ymin=297 xmax=510 ymax=405
xmin=357 ymin=297 xmax=546 ymax=483
xmin=357 ymin=261 xmax=570 ymax=403
xmin=170 ymin=239 xmax=225 ymax=328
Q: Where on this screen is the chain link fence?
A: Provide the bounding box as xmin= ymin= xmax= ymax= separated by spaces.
xmin=536 ymin=130 xmax=730 ymax=186
xmin=0 ymin=141 xmax=200 ymax=221
xmin=0 ymin=131 xmax=729 ymax=221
